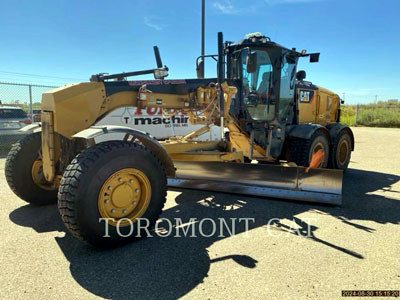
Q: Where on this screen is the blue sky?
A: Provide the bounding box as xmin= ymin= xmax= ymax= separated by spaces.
xmin=0 ymin=0 xmax=399 ymax=104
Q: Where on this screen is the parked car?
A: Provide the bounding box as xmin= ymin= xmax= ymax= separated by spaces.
xmin=0 ymin=120 xmax=27 ymax=142
xmin=27 ymin=109 xmax=41 ymax=122
xmin=0 ymin=106 xmax=32 ymax=125
xmin=0 ymin=106 xmax=31 ymax=154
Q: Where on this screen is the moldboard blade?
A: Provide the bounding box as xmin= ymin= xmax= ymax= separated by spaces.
xmin=168 ymin=161 xmax=343 ymax=205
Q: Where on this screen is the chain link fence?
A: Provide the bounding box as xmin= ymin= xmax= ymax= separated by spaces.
xmin=0 ymin=81 xmax=58 ymax=118
xmin=0 ymin=82 xmax=58 ymax=155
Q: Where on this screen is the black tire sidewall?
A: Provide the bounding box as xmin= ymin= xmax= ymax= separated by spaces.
xmin=5 ymin=133 xmax=57 ymax=205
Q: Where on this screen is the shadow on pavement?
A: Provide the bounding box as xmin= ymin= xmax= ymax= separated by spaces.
xmin=9 ymin=168 xmax=400 ymax=300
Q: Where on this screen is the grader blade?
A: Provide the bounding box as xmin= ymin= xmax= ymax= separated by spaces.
xmin=168 ymin=161 xmax=343 ymax=205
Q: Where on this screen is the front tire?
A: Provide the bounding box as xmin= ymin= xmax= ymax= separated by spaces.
xmin=5 ymin=133 xmax=58 ymax=205
xmin=58 ymin=141 xmax=167 ymax=247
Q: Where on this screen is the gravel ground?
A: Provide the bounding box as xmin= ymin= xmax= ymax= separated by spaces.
xmin=0 ymin=127 xmax=399 ymax=300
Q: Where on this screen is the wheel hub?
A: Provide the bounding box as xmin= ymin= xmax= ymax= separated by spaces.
xmin=313 ymin=142 xmax=324 ymax=154
xmin=98 ymin=168 xmax=151 ymax=227
xmin=112 ymin=184 xmax=135 ymax=208
xmin=338 ymin=140 xmax=349 ymax=165
xmin=310 ymin=142 xmax=326 ymax=168
xmin=31 ymin=158 xmax=54 ymax=191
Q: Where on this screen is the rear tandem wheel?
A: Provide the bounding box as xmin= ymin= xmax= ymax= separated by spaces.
xmin=330 ymin=130 xmax=352 ymax=170
xmin=289 ymin=130 xmax=330 ymax=168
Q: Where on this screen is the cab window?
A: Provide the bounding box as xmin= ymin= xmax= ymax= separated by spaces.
xmin=279 ymin=55 xmax=297 ymax=121
xmin=241 ymin=49 xmax=280 ymax=121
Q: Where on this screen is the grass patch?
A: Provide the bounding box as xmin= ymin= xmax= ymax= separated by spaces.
xmin=341 ymin=101 xmax=400 ymax=128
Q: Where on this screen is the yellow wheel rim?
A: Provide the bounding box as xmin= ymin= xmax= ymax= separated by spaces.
xmin=312 ymin=142 xmax=324 ymax=154
xmin=338 ymin=139 xmax=349 ymax=165
xmin=31 ymin=158 xmax=54 ymax=191
xmin=311 ymin=142 xmax=325 ymax=167
xmin=98 ymin=168 xmax=151 ymax=227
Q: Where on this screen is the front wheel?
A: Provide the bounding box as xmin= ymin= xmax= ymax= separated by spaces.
xmin=58 ymin=141 xmax=167 ymax=247
xmin=5 ymin=133 xmax=58 ymax=205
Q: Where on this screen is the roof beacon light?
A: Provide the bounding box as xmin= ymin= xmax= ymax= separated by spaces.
xmin=245 ymin=32 xmax=264 ymax=39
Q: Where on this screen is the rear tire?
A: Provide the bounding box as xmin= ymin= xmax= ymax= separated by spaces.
xmin=58 ymin=141 xmax=167 ymax=247
xmin=330 ymin=130 xmax=352 ymax=170
xmin=289 ymin=130 xmax=330 ymax=168
xmin=5 ymin=133 xmax=58 ymax=205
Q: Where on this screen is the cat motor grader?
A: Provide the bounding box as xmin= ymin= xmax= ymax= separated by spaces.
xmin=5 ymin=32 xmax=353 ymax=246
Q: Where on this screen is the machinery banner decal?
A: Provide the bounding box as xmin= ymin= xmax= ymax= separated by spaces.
xmin=299 ymin=90 xmax=314 ymax=103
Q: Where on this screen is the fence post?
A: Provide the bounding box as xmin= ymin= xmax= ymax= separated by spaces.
xmin=355 ymin=104 xmax=359 ymax=125
xmin=28 ymin=85 xmax=33 ymax=122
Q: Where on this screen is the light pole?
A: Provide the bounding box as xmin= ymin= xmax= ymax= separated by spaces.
xmin=197 ymin=0 xmax=206 ymax=78
xmin=202 ymin=0 xmax=205 ymax=60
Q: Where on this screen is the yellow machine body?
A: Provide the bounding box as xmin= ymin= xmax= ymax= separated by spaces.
xmin=297 ymin=86 xmax=340 ymax=125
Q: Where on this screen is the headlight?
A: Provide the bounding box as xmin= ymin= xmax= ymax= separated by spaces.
xmin=154 ymin=69 xmax=169 ymax=79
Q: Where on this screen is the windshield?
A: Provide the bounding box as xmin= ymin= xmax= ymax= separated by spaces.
xmin=0 ymin=108 xmax=27 ymax=119
xmin=241 ymin=49 xmax=280 ymax=121
xmin=279 ymin=54 xmax=297 ymax=121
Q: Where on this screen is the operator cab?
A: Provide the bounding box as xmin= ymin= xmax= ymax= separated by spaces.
xmin=226 ymin=32 xmax=319 ymax=158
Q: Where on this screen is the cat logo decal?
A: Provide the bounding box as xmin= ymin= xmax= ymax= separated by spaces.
xmin=299 ymin=90 xmax=314 ymax=103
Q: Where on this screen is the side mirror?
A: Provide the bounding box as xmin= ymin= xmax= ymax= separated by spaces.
xmin=296 ymin=70 xmax=306 ymax=81
xmin=246 ymin=51 xmax=257 ymax=73
xmin=309 ymin=53 xmax=320 ymax=63
xmin=196 ymin=59 xmax=204 ymax=79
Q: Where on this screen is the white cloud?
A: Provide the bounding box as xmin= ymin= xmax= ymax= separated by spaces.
xmin=213 ymin=0 xmax=238 ymax=15
xmin=144 ymin=16 xmax=164 ymax=31
xmin=265 ymin=0 xmax=323 ymax=4
xmin=212 ymin=0 xmax=322 ymax=15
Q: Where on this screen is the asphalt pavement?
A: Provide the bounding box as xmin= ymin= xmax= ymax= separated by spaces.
xmin=0 ymin=127 xmax=399 ymax=299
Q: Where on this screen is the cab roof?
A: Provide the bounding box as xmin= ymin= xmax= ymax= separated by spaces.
xmin=227 ymin=32 xmax=305 ymax=57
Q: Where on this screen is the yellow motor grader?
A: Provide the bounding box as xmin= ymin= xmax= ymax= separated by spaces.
xmin=5 ymin=32 xmax=353 ymax=246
